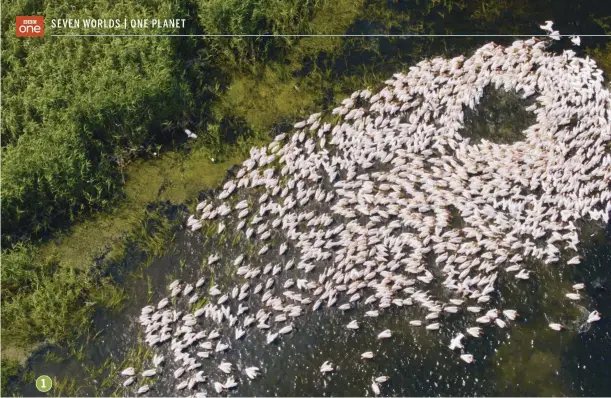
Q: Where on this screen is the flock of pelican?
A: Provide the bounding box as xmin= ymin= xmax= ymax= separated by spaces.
xmin=121 ymin=26 xmax=609 ymax=396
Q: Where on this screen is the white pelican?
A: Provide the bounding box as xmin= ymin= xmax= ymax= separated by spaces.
xmin=549 ymin=323 xmax=564 ymax=331
xmin=141 ymin=369 xmax=156 ymax=377
xmin=120 ymin=367 xmax=135 ymax=377
xmin=266 ymin=332 xmax=279 ymax=344
xmin=587 ymin=311 xmax=601 ymax=323
xmin=224 ymin=376 xmax=238 ymax=389
xmin=320 ymin=361 xmax=334 ymax=374
xmin=375 ymin=376 xmax=390 ymax=383
xmin=245 ymin=367 xmax=260 ymax=380
xmin=218 ymin=362 xmax=232 ymax=374
xmin=122 ymin=377 xmax=134 ymax=387
xmin=502 ymin=310 xmax=518 ymax=320
xmin=214 ymin=382 xmax=224 ymax=394
xmin=279 ymin=324 xmax=293 ymax=335
xmin=449 ymin=333 xmax=464 ymax=350
xmin=466 ymin=327 xmax=482 ymax=337
xmin=460 ymin=354 xmax=475 ymax=363
xmin=371 ymin=381 xmax=381 ymax=395
xmin=539 ymin=20 xmax=554 ymax=33
xmin=361 ymin=351 xmax=375 ymax=359
xmin=347 ymin=320 xmax=359 ymax=330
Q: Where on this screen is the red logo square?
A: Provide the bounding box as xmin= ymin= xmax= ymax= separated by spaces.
xmin=16 ymin=16 xmax=44 ymax=37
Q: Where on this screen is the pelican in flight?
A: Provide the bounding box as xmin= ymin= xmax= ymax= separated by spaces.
xmin=320 ymin=361 xmax=334 ymax=374
xmin=570 ymin=35 xmax=581 ymax=46
xmin=184 ymin=128 xmax=198 ymax=139
xmin=540 ymin=20 xmax=554 ymax=33
xmin=449 ymin=333 xmax=464 ymax=350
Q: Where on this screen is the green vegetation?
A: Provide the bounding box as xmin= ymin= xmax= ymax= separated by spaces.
xmin=1 ymin=0 xmax=203 ymax=245
xmin=2 ymin=245 xmax=123 ymax=346
xmin=3 ymin=0 xmax=610 ymax=245
xmin=1 ymin=0 xmax=610 ymax=395
xmin=586 ymin=16 xmax=611 ymax=77
xmin=196 ymin=0 xmax=325 ymax=69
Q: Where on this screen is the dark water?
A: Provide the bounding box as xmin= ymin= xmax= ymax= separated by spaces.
xmin=13 ymin=101 xmax=611 ymax=396
xmin=13 ymin=91 xmax=611 ymax=396
xmin=13 ymin=84 xmax=611 ymax=398
xmin=14 ymin=218 xmax=611 ymax=397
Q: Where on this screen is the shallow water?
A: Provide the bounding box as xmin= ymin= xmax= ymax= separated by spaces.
xmin=15 ymin=219 xmax=610 ymax=397
xmin=14 ymin=92 xmax=611 ymax=398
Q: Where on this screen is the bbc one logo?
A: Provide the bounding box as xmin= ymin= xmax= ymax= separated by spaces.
xmin=16 ymin=16 xmax=44 ymax=37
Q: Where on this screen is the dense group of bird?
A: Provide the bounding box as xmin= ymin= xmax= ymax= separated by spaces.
xmin=124 ymin=24 xmax=609 ymax=396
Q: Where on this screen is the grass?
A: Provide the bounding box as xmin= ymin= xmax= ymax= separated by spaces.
xmin=36 ymin=148 xmax=235 ymax=269
xmin=47 ymin=336 xmax=155 ymax=397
